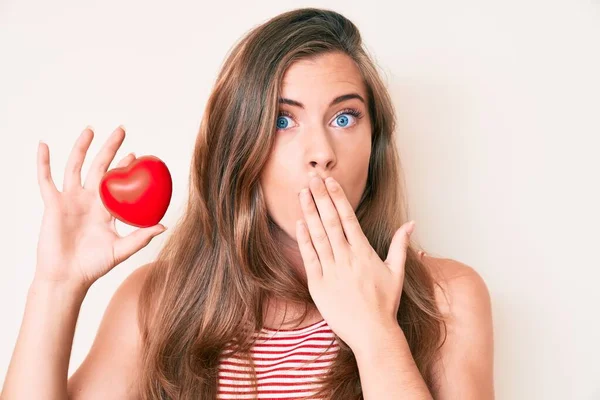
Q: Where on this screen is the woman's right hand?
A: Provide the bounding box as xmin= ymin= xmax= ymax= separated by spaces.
xmin=34 ymin=125 xmax=168 ymax=289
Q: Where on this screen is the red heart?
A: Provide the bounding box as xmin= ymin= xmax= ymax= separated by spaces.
xmin=99 ymin=155 xmax=172 ymax=228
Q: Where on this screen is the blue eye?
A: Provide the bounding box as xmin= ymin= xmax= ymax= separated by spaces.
xmin=275 ymin=108 xmax=364 ymax=131
xmin=276 ymin=115 xmax=292 ymax=129
xmin=334 ymin=114 xmax=351 ymax=127
xmin=330 ymin=109 xmax=363 ymax=128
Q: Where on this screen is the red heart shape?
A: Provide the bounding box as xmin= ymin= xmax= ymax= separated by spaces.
xmin=99 ymin=155 xmax=172 ymax=228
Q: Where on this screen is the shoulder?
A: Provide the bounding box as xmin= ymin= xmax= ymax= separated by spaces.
xmin=421 ymin=254 xmax=492 ymax=317
xmin=113 ymin=263 xmax=153 ymax=306
xmin=100 ymin=262 xmax=155 ymax=329
xmin=420 ymin=254 xmax=495 ymax=398
xmin=104 ymin=261 xmax=163 ymax=346
xmin=122 ymin=262 xmax=157 ymax=301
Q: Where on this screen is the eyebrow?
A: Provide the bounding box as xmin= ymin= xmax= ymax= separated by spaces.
xmin=277 ymin=93 xmax=365 ymax=109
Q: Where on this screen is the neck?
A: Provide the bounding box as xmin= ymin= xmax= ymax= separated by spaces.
xmin=274 ymin=224 xmax=308 ymax=281
xmin=261 ymin=224 xmax=321 ymax=328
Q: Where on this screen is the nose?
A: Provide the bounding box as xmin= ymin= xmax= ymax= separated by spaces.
xmin=304 ymin=128 xmax=337 ymax=172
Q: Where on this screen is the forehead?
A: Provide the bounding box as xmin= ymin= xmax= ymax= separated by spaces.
xmin=280 ymin=52 xmax=366 ymax=105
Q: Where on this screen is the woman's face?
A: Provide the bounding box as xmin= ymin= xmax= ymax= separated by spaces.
xmin=260 ymin=51 xmax=372 ymax=242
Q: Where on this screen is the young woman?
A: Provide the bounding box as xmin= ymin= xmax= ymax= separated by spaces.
xmin=2 ymin=7 xmax=494 ymax=400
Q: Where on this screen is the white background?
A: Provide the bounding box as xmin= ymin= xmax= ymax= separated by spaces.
xmin=1 ymin=1 xmax=599 ymax=399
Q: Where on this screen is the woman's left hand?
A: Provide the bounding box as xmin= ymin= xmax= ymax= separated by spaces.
xmin=296 ymin=175 xmax=415 ymax=352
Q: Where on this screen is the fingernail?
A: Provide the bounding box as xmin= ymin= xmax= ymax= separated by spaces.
xmin=299 ymin=188 xmax=309 ymax=199
xmin=406 ymin=220 xmax=416 ymax=235
xmin=85 ymin=125 xmax=94 ymax=132
xmin=118 ymin=124 xmax=126 ymax=132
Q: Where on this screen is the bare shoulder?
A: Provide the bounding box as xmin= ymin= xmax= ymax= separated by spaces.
xmin=421 ymin=254 xmax=491 ymax=316
xmin=420 ymin=254 xmax=495 ymax=399
xmin=67 ymin=263 xmax=154 ymax=400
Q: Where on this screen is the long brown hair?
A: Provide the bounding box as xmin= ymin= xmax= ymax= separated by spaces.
xmin=137 ymin=7 xmax=447 ymax=399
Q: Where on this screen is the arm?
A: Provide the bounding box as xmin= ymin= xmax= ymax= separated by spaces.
xmin=353 ymin=258 xmax=494 ymax=400
xmin=1 ymin=279 xmax=89 ymax=400
xmin=354 ymin=325 xmax=433 ymax=399
xmin=429 ymin=261 xmax=495 ymax=399
xmin=66 ymin=265 xmax=150 ymax=399
xmin=2 ymin=126 xmax=165 ymax=399
xmin=2 ymin=265 xmax=151 ymax=400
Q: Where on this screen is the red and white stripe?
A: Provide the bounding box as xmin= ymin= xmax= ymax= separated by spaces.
xmin=217 ymin=319 xmax=339 ymax=399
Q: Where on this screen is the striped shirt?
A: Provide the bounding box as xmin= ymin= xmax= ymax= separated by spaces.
xmin=217 ymin=318 xmax=339 ymax=399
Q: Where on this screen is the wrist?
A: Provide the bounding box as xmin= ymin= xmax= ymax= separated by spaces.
xmin=30 ymin=276 xmax=90 ymax=301
xmin=351 ymin=321 xmax=407 ymax=361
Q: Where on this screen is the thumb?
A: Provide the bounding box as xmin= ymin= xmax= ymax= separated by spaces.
xmin=384 ymin=220 xmax=415 ymax=276
xmin=113 ymin=224 xmax=167 ymax=264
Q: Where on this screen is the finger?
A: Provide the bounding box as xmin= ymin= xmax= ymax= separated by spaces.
xmin=324 ymin=177 xmax=371 ymax=252
xmin=83 ymin=125 xmax=126 ymax=191
xmin=385 ymin=221 xmax=415 ymax=276
xmin=296 ymin=219 xmax=323 ymax=285
xmin=37 ymin=140 xmax=59 ymax=203
xmin=63 ymin=126 xmax=94 ymax=191
xmin=113 ymin=224 xmax=167 ymax=265
xmin=299 ymin=187 xmax=336 ymax=272
xmin=308 ymin=176 xmax=351 ymax=262
xmin=115 ymin=152 xmax=136 ymax=168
